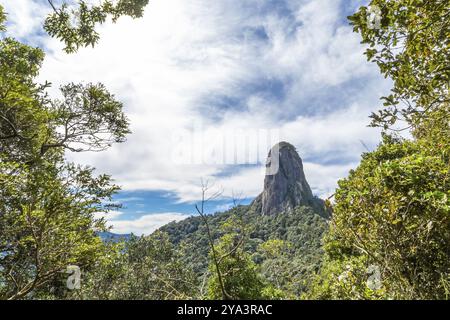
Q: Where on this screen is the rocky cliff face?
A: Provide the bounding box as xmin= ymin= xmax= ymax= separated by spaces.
xmin=252 ymin=142 xmax=327 ymax=217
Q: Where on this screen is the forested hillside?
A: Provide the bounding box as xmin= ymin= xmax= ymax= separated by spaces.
xmin=0 ymin=0 xmax=448 ymax=301
xmin=161 ymin=204 xmax=329 ymax=297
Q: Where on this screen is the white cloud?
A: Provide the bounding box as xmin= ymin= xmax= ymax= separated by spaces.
xmin=93 ymin=210 xmax=124 ymax=221
xmin=303 ymin=162 xmax=357 ymax=199
xmin=109 ymin=212 xmax=189 ymax=235
xmin=1 ymin=0 xmax=50 ymax=40
xmin=1 ymin=0 xmax=389 ymax=204
xmin=114 ymin=196 xmax=144 ymax=203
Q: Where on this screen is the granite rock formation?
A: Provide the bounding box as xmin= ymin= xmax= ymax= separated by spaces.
xmin=251 ymin=142 xmax=328 ymax=217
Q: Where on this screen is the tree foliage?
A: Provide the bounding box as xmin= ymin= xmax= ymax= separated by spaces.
xmin=0 ymin=161 xmax=118 ymax=299
xmin=162 ymin=205 xmax=329 ymax=299
xmin=349 ymin=0 xmax=450 ymax=130
xmin=310 ymin=124 xmax=449 ymax=299
xmin=308 ymin=0 xmax=450 ymax=300
xmin=0 ymin=5 xmax=130 ymax=299
xmin=206 ymin=233 xmax=267 ymax=300
xmin=206 ymin=214 xmax=270 ymax=300
xmin=70 ymin=231 xmax=198 ymax=300
xmin=44 ymin=0 xmax=149 ymax=53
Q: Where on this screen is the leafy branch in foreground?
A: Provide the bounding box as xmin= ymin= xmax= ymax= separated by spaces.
xmin=308 ymin=0 xmax=450 ymax=300
xmin=0 ymin=161 xmax=119 ymax=300
xmin=309 ymin=108 xmax=450 ymax=299
xmin=0 ymin=5 xmax=130 ymax=299
xmin=43 ymin=83 xmax=130 ymax=155
xmin=67 ymin=232 xmax=198 ymax=300
xmin=44 ymin=0 xmax=149 ymax=53
xmin=0 ymin=36 xmax=130 ymax=163
xmin=194 ymin=180 xmax=231 ymax=300
xmin=349 ymin=0 xmax=449 ymax=130
xmin=193 ymin=181 xmax=279 ymax=300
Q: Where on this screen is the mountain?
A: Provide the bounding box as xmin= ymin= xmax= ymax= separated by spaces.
xmin=159 ymin=141 xmax=330 ymax=295
xmin=98 ymin=231 xmax=132 ymax=242
xmin=251 ymin=141 xmax=329 ymax=217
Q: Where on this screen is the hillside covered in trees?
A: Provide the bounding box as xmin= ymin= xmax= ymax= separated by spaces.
xmin=161 ymin=203 xmax=329 ymax=298
xmin=0 ymin=0 xmax=449 ymax=301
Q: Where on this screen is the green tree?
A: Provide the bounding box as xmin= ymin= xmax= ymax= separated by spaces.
xmin=206 ymin=234 xmax=267 ymax=300
xmin=73 ymin=232 xmax=198 ymax=300
xmin=310 ymin=114 xmax=449 ymax=299
xmin=349 ymin=0 xmax=449 ymax=130
xmin=45 ymin=0 xmax=149 ymax=53
xmin=0 ymin=161 xmax=119 ymax=300
xmin=0 ymin=37 xmax=48 ymax=163
xmin=206 ymin=215 xmax=271 ymax=300
xmin=257 ymin=239 xmax=294 ymax=299
xmin=0 ymin=5 xmax=130 ymax=299
xmin=310 ymin=1 xmax=450 ymax=300
xmin=0 ymin=36 xmax=130 ymax=163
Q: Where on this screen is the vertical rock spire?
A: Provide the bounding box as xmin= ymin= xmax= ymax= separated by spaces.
xmin=251 ymin=142 xmax=326 ymax=216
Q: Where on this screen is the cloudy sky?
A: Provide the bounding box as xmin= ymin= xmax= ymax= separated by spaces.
xmin=3 ymin=0 xmax=391 ymax=234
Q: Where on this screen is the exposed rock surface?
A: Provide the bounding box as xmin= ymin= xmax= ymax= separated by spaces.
xmin=251 ymin=142 xmax=328 ymax=217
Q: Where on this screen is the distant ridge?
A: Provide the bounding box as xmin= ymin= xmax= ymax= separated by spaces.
xmin=98 ymin=231 xmax=132 ymax=242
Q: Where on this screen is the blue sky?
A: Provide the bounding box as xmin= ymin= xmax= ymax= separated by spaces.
xmin=112 ymin=190 xmax=250 ymax=219
xmin=2 ymin=0 xmax=391 ymax=234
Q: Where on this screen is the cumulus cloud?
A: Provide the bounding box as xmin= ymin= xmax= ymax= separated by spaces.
xmin=94 ymin=210 xmax=123 ymax=219
xmin=303 ymin=162 xmax=357 ymax=199
xmin=2 ymin=0 xmax=387 ymax=205
xmin=1 ymin=0 xmax=50 ymax=41
xmin=108 ymin=212 xmax=189 ymax=235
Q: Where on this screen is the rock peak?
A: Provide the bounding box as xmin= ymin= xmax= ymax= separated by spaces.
xmin=252 ymin=141 xmax=323 ymax=216
xmin=274 ymin=141 xmax=296 ymax=149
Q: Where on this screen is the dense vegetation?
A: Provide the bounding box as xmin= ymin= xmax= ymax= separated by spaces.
xmin=45 ymin=0 xmax=149 ymax=53
xmin=308 ymin=123 xmax=450 ymax=299
xmin=0 ymin=1 xmax=141 ymax=300
xmin=307 ymin=0 xmax=450 ymax=299
xmin=1 ymin=0 xmax=449 ymax=300
xmin=20 ymin=204 xmax=327 ymax=300
xmin=161 ymin=205 xmax=328 ymax=299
